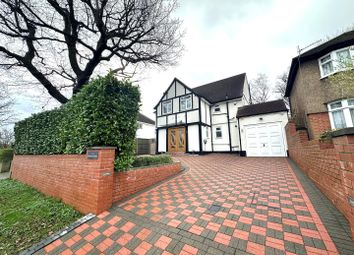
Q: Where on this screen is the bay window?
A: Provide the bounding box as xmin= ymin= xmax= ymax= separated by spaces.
xmin=328 ymin=99 xmax=354 ymax=129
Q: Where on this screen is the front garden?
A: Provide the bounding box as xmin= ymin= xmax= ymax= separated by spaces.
xmin=0 ymin=179 xmax=81 ymax=255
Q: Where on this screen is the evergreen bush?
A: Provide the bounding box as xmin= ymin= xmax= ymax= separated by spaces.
xmin=14 ymin=73 xmax=140 ymax=170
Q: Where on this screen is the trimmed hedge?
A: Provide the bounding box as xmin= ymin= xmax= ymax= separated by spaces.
xmin=14 ymin=74 xmax=140 ymax=170
xmin=131 ymin=155 xmax=173 ymax=168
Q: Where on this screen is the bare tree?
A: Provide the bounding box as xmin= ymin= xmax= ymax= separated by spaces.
xmin=274 ymin=70 xmax=289 ymax=108
xmin=0 ymin=84 xmax=13 ymax=126
xmin=0 ymin=0 xmax=184 ymax=103
xmin=0 ymin=128 xmax=13 ymax=148
xmin=250 ymin=73 xmax=270 ymax=104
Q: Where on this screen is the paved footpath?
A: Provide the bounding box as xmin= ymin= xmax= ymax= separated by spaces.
xmin=35 ymin=154 xmax=354 ymax=255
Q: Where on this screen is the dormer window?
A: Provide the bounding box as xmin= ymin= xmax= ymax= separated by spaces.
xmin=319 ymin=47 xmax=353 ymax=78
xmin=162 ymin=100 xmax=172 ymax=115
xmin=180 ymin=95 xmax=192 ymax=111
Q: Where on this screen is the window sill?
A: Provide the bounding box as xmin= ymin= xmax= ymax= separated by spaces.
xmin=320 ymin=67 xmax=354 ymax=80
xmin=331 ymin=127 xmax=354 ymax=137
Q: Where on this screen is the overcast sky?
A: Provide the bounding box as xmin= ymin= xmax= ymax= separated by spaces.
xmin=9 ymin=0 xmax=354 ymax=123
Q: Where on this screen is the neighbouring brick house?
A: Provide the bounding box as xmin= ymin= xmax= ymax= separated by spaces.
xmin=285 ymin=29 xmax=354 ymax=139
xmin=285 ymin=30 xmax=354 ymax=237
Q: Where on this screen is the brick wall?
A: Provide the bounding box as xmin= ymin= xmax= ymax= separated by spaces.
xmin=11 ymin=148 xmax=115 ymax=215
xmin=286 ymin=122 xmax=354 ymax=237
xmin=11 ymin=149 xmax=182 ymax=215
xmin=113 ymin=163 xmax=181 ymax=202
xmin=307 ymin=112 xmax=331 ymax=140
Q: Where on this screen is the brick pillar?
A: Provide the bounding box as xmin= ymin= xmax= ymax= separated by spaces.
xmin=87 ymin=147 xmax=116 ymax=214
xmin=333 ymin=135 xmax=354 ymax=238
xmin=307 ymin=112 xmax=331 ymax=140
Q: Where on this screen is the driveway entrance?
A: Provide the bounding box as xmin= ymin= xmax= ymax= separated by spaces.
xmin=36 ymin=155 xmax=353 ymax=255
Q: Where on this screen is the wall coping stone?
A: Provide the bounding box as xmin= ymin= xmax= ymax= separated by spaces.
xmin=331 ymin=127 xmax=354 ymax=138
xmin=88 ymin=146 xmax=117 ymax=150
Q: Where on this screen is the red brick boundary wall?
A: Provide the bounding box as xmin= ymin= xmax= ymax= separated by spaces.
xmin=113 ymin=162 xmax=181 ymax=203
xmin=11 ymin=148 xmax=181 ymax=215
xmin=286 ymin=122 xmax=354 ymax=237
xmin=11 ymin=147 xmax=116 ymax=214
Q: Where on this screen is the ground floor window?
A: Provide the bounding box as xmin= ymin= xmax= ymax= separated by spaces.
xmin=328 ymin=98 xmax=354 ymax=129
xmin=215 ymin=127 xmax=222 ymax=138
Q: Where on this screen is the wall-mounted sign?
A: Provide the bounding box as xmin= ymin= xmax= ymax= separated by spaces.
xmin=87 ymin=150 xmax=99 ymax=159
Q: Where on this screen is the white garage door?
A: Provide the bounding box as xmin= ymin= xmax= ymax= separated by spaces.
xmin=245 ymin=122 xmax=286 ymax=157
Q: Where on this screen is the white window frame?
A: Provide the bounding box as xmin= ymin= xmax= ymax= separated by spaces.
xmin=180 ymin=95 xmax=192 ymax=111
xmin=162 ymin=100 xmax=172 ymax=115
xmin=215 ymin=127 xmax=222 ymax=139
xmin=328 ymin=98 xmax=354 ymax=129
xmin=318 ymin=46 xmax=354 ymax=78
xmin=214 ymin=105 xmax=221 ymax=113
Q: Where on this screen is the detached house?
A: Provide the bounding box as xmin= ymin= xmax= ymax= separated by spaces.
xmin=285 ymin=30 xmax=354 ymax=139
xmin=155 ymin=73 xmax=289 ymax=156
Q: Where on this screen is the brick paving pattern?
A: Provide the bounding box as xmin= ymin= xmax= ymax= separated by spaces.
xmin=35 ymin=154 xmax=353 ymax=255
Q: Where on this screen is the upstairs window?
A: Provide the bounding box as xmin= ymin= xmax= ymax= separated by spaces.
xmin=319 ymin=47 xmax=353 ymax=78
xmin=162 ymin=100 xmax=172 ymax=115
xmin=215 ymin=127 xmax=222 ymax=138
xmin=328 ymin=99 xmax=354 ymax=129
xmin=214 ymin=105 xmax=220 ymax=112
xmin=319 ymin=54 xmax=333 ymax=77
xmin=180 ymin=95 xmax=192 ymax=111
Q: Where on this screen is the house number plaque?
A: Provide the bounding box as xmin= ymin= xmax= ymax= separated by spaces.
xmin=87 ymin=150 xmax=99 ymax=159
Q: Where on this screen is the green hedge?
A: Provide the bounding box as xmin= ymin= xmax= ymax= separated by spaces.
xmin=0 ymin=149 xmax=13 ymax=173
xmin=0 ymin=149 xmax=14 ymax=161
xmin=131 ymin=155 xmax=173 ymax=168
xmin=14 ymin=74 xmax=140 ymax=170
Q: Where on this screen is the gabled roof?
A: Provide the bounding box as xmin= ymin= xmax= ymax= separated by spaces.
xmin=237 ymin=100 xmax=287 ymax=118
xmin=285 ymin=30 xmax=354 ymax=97
xmin=154 ymin=73 xmax=247 ymax=108
xmin=193 ymin=73 xmax=246 ymax=103
xmin=138 ymin=113 xmax=155 ymax=125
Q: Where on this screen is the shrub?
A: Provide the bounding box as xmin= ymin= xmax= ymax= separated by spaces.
xmin=0 ymin=149 xmax=13 ymax=173
xmin=0 ymin=149 xmax=13 ymax=161
xmin=14 ymin=73 xmax=140 ymax=169
xmin=129 ymin=155 xmax=173 ymax=169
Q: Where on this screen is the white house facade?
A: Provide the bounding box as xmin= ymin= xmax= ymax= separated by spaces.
xmin=154 ymin=73 xmax=289 ymax=156
xmin=155 ymin=73 xmax=249 ymax=154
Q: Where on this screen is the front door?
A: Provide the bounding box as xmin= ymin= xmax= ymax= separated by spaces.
xmin=168 ymin=127 xmax=186 ymax=153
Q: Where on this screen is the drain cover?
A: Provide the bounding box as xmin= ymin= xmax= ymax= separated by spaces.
xmin=208 ymin=204 xmax=222 ymax=212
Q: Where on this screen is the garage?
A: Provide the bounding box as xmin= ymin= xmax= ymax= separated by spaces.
xmin=237 ymin=100 xmax=289 ymax=157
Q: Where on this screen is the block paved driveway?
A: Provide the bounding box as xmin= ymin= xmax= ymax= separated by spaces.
xmin=37 ymin=154 xmax=353 ymax=255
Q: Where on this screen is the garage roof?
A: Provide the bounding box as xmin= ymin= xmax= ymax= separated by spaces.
xmin=139 ymin=113 xmax=155 ymax=125
xmin=237 ymin=100 xmax=287 ymax=118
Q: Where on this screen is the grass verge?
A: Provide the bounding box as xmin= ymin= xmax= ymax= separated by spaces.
xmin=0 ymin=179 xmax=82 ymax=255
